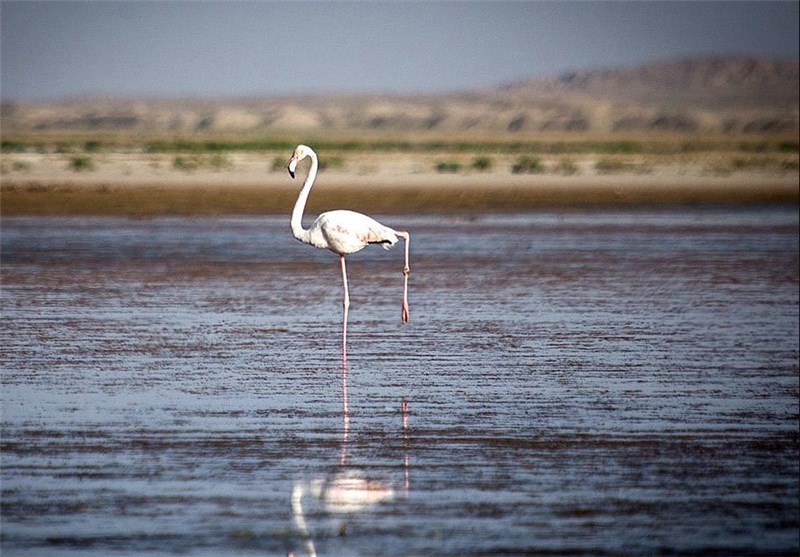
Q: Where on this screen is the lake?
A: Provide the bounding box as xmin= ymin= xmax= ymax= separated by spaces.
xmin=2 ymin=206 xmax=798 ymax=556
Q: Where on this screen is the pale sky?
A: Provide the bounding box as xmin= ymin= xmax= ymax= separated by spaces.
xmin=1 ymin=1 xmax=798 ymax=101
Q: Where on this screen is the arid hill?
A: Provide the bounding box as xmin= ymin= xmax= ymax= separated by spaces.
xmin=1 ymin=56 xmax=797 ymax=135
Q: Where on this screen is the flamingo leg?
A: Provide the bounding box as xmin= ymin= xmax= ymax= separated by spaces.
xmin=397 ymin=232 xmax=410 ymax=323
xmin=340 ymin=255 xmax=351 ymax=464
xmin=340 ymin=254 xmax=350 ymax=366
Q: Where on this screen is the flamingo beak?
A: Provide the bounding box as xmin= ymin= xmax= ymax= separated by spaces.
xmin=287 ymin=156 xmax=298 ymax=179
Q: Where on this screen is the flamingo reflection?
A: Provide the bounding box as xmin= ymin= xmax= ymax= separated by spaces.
xmin=289 ymin=373 xmax=410 ymax=557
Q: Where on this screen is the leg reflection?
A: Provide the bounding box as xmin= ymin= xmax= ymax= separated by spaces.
xmin=290 ymin=482 xmax=317 ymax=557
xmin=340 ymin=364 xmax=349 ymax=466
xmin=402 ymin=398 xmax=410 ymax=496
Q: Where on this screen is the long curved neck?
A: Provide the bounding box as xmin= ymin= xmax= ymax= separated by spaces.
xmin=290 ymin=151 xmax=318 ymax=244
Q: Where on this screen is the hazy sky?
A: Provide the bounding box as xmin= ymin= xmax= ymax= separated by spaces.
xmin=1 ymin=1 xmax=798 ymax=101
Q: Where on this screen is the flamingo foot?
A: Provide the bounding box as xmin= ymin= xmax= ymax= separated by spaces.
xmin=401 ymin=301 xmax=409 ymax=323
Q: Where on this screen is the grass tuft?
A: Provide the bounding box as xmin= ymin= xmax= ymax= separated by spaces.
xmin=68 ymin=155 xmax=95 ymax=172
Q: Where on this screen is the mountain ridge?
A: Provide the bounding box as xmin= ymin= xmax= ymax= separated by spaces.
xmin=2 ymin=55 xmax=797 ymax=135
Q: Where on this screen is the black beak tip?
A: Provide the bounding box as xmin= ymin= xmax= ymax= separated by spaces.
xmin=288 ymin=169 xmax=295 ymax=179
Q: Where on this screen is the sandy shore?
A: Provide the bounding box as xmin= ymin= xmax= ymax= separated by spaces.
xmin=2 ymin=151 xmax=797 ymax=215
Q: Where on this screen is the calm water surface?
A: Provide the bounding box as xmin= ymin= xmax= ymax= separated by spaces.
xmin=2 ymin=207 xmax=798 ymax=556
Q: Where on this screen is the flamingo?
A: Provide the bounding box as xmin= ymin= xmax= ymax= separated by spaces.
xmin=287 ymin=145 xmax=410 ymax=365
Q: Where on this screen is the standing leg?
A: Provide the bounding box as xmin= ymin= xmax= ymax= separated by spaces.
xmin=397 ymin=232 xmax=410 ymax=323
xmin=340 ymin=254 xmax=350 ymax=366
xmin=340 ymin=255 xmax=351 ymax=460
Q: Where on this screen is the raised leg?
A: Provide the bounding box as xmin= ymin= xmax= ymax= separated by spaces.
xmin=340 ymin=254 xmax=350 ymax=366
xmin=397 ymin=231 xmax=410 ymax=323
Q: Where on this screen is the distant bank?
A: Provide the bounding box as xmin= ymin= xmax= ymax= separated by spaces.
xmin=3 ymin=173 xmax=796 ymax=216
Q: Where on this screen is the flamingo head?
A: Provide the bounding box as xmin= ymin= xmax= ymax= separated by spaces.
xmin=287 ymin=144 xmax=312 ymax=179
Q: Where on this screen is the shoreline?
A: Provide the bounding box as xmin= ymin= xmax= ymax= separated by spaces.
xmin=2 ymin=152 xmax=797 ymax=215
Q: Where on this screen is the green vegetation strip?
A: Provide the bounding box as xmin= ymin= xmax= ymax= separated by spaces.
xmin=3 ymin=136 xmax=798 ymax=155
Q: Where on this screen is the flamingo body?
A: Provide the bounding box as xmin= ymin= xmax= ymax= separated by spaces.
xmin=304 ymin=209 xmax=400 ymax=255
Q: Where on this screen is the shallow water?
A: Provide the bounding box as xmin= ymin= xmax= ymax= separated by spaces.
xmin=2 ymin=207 xmax=798 ymax=556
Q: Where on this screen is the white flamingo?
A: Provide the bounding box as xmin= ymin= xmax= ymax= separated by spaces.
xmin=287 ymin=145 xmax=410 ymax=365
